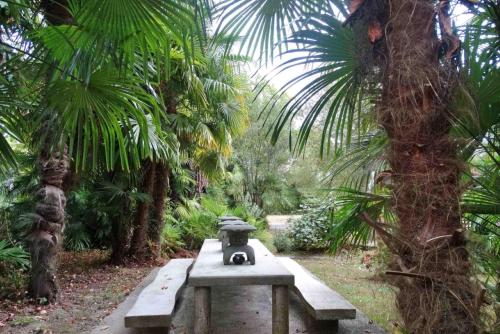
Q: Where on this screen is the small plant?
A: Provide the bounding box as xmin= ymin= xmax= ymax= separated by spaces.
xmin=200 ymin=196 xmax=228 ymax=216
xmin=0 ymin=240 xmax=29 ymax=267
xmin=0 ymin=263 xmax=28 ymax=298
xmin=289 ymin=206 xmax=330 ymax=251
xmin=64 ymin=222 xmax=91 ymax=251
xmin=161 ymin=223 xmax=185 ymax=255
xmin=273 ymin=233 xmax=292 ymax=253
xmin=179 ymin=210 xmax=217 ymax=249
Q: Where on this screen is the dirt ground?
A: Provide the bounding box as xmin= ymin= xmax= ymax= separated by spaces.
xmin=0 ymin=250 xmax=155 ymax=334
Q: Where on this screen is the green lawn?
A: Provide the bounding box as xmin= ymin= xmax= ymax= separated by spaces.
xmin=294 ymin=252 xmax=401 ymax=332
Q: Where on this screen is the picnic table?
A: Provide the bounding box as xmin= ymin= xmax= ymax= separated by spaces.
xmin=188 ymin=238 xmax=294 ymax=334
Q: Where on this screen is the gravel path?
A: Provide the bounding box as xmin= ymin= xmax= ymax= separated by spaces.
xmin=266 ymin=215 xmax=301 ymax=233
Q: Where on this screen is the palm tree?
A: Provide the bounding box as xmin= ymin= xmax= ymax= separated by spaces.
xmin=216 ymin=0 xmax=498 ymax=332
xmin=123 ymin=27 xmax=249 ymax=258
xmin=0 ymin=0 xmax=206 ymax=301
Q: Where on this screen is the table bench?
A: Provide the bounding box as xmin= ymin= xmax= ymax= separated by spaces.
xmin=188 ymin=239 xmax=294 ymax=334
xmin=278 ymin=257 xmax=356 ymax=330
xmin=124 ymin=258 xmax=193 ymax=329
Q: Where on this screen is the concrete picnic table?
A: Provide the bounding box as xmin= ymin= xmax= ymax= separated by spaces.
xmin=188 ymin=238 xmax=294 ymax=334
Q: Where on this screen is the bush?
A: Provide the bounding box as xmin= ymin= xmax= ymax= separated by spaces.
xmin=289 ymin=208 xmax=330 ymax=251
xmin=160 ymin=223 xmax=185 ymax=256
xmin=179 ymin=210 xmax=217 ymax=249
xmin=200 ymin=196 xmax=228 ymax=217
xmin=229 ymin=201 xmax=263 ymax=221
xmin=0 ymin=240 xmax=29 ymax=267
xmin=273 ymin=233 xmax=292 ymax=253
xmin=64 ymin=222 xmax=91 ymax=251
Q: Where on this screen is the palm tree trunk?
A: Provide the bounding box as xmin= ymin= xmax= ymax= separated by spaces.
xmin=149 ymin=162 xmax=170 ymax=259
xmin=195 ymin=169 xmax=208 ymax=197
xmin=29 ymin=0 xmax=72 ymax=303
xmin=29 ymin=147 xmax=69 ymax=302
xmin=110 ymin=214 xmax=128 ymax=265
xmin=128 ymin=161 xmax=156 ymax=259
xmin=378 ymin=1 xmax=480 ymax=332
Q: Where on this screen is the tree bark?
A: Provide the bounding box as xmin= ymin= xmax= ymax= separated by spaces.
xmin=378 ymin=1 xmax=480 ymax=332
xmin=29 ymin=0 xmax=72 ymax=303
xmin=128 ymin=161 xmax=156 ymax=259
xmin=110 ymin=207 xmax=130 ymax=265
xmin=195 ymin=169 xmax=208 ymax=197
xmin=110 ymin=218 xmax=129 ymax=264
xmin=149 ymin=162 xmax=170 ymax=259
xmin=29 ymin=148 xmax=69 ymax=302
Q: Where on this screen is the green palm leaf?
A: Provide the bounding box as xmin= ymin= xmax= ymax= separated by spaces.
xmin=268 ymin=15 xmax=366 ymax=155
xmin=328 ymin=187 xmax=393 ymax=253
xmin=44 ymin=68 xmax=160 ymax=171
xmin=216 ymin=0 xmax=331 ymax=60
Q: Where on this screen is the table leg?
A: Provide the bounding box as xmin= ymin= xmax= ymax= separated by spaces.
xmin=194 ymin=287 xmax=211 ymax=334
xmin=272 ymin=285 xmax=289 ymax=334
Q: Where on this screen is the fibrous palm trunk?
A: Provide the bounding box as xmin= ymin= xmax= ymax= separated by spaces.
xmin=129 ymin=161 xmax=156 ymax=259
xmin=29 ymin=0 xmax=72 ymax=302
xmin=110 ymin=208 xmax=130 ymax=265
xmin=29 ymin=147 xmax=69 ymax=302
xmin=377 ymin=1 xmax=480 ymax=332
xmin=149 ymin=162 xmax=170 ymax=259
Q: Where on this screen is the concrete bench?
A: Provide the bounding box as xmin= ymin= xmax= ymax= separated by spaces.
xmin=278 ymin=257 xmax=356 ymax=327
xmin=124 ymin=258 xmax=193 ymax=329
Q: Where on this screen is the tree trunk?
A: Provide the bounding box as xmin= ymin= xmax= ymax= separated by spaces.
xmin=110 ymin=214 xmax=128 ymax=265
xmin=378 ymin=1 xmax=480 ymax=332
xmin=148 ymin=162 xmax=170 ymax=259
xmin=29 ymin=0 xmax=72 ymax=303
xmin=195 ymin=169 xmax=208 ymax=197
xmin=29 ymin=148 xmax=69 ymax=302
xmin=128 ymin=161 xmax=156 ymax=259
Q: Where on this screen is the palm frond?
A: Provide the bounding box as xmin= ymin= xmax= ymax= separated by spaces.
xmin=325 ymin=131 xmax=387 ymax=191
xmin=215 ymin=0 xmax=332 ymax=61
xmin=43 ymin=68 xmax=160 ymax=171
xmin=268 ymin=15 xmax=367 ymax=155
xmin=328 ymin=187 xmax=393 ymax=253
xmin=0 ymin=239 xmax=30 ymax=267
xmin=71 ymin=0 xmax=193 ymax=53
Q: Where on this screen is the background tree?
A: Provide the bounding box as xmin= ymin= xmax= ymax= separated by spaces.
xmin=0 ymin=0 xmax=205 ymax=301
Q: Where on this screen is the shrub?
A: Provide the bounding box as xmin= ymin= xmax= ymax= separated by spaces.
xmin=0 ymin=240 xmax=29 ymax=267
xmin=200 ymin=196 xmax=228 ymax=217
xmin=273 ymin=233 xmax=292 ymax=253
xmin=179 ymin=211 xmax=217 ymax=249
xmin=64 ymin=222 xmax=91 ymax=251
xmin=161 ymin=223 xmax=185 ymax=256
xmin=289 ymin=208 xmax=330 ymax=251
xmin=229 ymin=201 xmax=263 ymax=221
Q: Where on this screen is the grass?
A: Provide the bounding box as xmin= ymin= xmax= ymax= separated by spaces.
xmin=294 ymin=252 xmax=401 ymax=332
xmin=10 ymin=315 xmax=37 ymax=326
